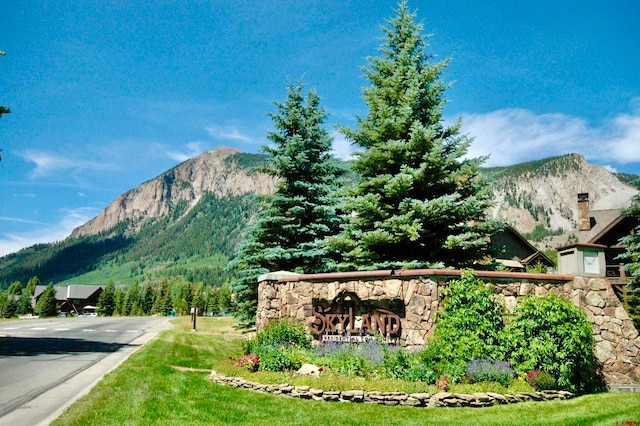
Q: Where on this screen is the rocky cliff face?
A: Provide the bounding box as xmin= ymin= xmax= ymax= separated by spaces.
xmin=70 ymin=147 xmax=277 ymax=238
xmin=485 ymin=154 xmax=639 ymax=234
xmin=70 ymin=149 xmax=637 ymax=242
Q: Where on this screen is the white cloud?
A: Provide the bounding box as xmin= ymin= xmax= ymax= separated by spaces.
xmin=320 ymin=108 xmax=640 ymax=171
xmin=0 ymin=207 xmax=98 ymax=256
xmin=18 ymin=150 xmax=108 ymax=179
xmin=206 ymin=125 xmax=253 ymax=143
xmin=459 ymin=108 xmax=640 ymax=168
xmin=161 ymin=141 xmax=208 ymax=162
xmin=0 ymin=216 xmax=49 ymax=226
xmin=330 ymin=131 xmax=358 ymax=161
xmin=601 ymin=114 xmax=640 ymax=164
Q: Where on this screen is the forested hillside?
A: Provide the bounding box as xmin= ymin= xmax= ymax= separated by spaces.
xmin=0 ymin=192 xmax=258 ymax=288
xmin=0 ymin=151 xmax=638 ymax=290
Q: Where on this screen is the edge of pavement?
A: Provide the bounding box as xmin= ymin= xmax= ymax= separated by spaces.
xmin=30 ymin=317 xmax=172 ymax=426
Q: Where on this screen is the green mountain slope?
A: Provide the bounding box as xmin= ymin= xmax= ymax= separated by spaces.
xmin=0 ymin=151 xmax=637 ymax=289
xmin=0 ymin=192 xmax=258 ymax=288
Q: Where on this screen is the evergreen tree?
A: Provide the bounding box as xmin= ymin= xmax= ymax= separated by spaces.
xmin=7 ymin=281 xmax=22 ymax=296
xmin=16 ymin=291 xmax=33 ymax=316
xmin=35 ymin=284 xmax=58 ymax=317
xmin=126 ymin=283 xmax=142 ymax=316
xmin=97 ymin=280 xmax=116 ymax=316
xmin=329 ymin=1 xmax=497 ymax=269
xmin=152 ymin=279 xmax=172 ymax=316
xmin=0 ymin=290 xmax=9 ymax=318
xmin=173 ymin=279 xmax=193 ymax=316
xmin=141 ymin=283 xmax=154 ymax=315
xmin=0 ymin=290 xmax=17 ymax=318
xmin=113 ymin=288 xmax=126 ymax=316
xmin=26 ymin=276 xmax=41 ymax=293
xmin=618 ymin=195 xmax=640 ymax=327
xmin=228 ymin=80 xmax=341 ymax=322
xmin=16 ymin=277 xmax=38 ymax=316
xmin=618 ymin=195 xmax=640 ymax=288
xmin=191 ymin=282 xmax=205 ymax=314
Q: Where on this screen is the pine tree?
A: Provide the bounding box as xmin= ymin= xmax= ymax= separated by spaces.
xmin=97 ymin=280 xmax=116 ymax=316
xmin=152 ymin=279 xmax=172 ymax=316
xmin=35 ymin=284 xmax=58 ymax=317
xmin=330 ymin=1 xmax=497 ymax=269
xmin=141 ymin=283 xmax=154 ymax=315
xmin=228 ymin=80 xmax=341 ymax=322
xmin=16 ymin=277 xmax=39 ymax=316
xmin=618 ymin=196 xmax=640 ymax=285
xmin=113 ymin=288 xmax=126 ymax=316
xmin=0 ymin=290 xmax=10 ymax=318
xmin=126 ymin=283 xmax=142 ymax=316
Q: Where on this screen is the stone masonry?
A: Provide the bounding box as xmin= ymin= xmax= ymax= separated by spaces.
xmin=257 ymin=269 xmax=640 ymax=385
xmin=210 ymin=371 xmax=574 ymax=407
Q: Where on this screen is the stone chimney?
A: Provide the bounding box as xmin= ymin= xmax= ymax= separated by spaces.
xmin=578 ymin=193 xmax=591 ymax=231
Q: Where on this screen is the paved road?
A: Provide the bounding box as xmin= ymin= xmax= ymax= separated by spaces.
xmin=0 ymin=316 xmax=171 ymax=426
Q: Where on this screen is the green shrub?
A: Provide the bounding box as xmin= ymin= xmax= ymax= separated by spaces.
xmin=242 ymin=337 xmax=258 ymax=356
xmin=254 ymin=345 xmax=298 ymax=372
xmin=423 ymin=270 xmax=505 ymax=382
xmin=243 ymin=318 xmax=312 ymax=356
xmin=256 ymin=318 xmax=312 ymax=348
xmin=465 ymin=358 xmax=514 ymax=388
xmin=503 ymin=294 xmax=606 ymax=393
xmin=378 ymin=347 xmax=437 ymax=382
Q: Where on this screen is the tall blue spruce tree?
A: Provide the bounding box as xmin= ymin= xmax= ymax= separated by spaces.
xmin=329 ymin=1 xmax=498 ymax=270
xmin=229 ymin=81 xmax=341 ymax=322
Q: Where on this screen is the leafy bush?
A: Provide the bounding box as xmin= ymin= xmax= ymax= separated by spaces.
xmin=254 ymin=345 xmax=299 ymax=372
xmin=379 ymin=347 xmax=437 ymax=383
xmin=465 ymin=358 xmax=514 ymax=388
xmin=243 ymin=318 xmax=311 ymax=356
xmin=256 ymin=318 xmax=312 ymax=349
xmin=525 ymin=370 xmax=556 ymax=391
xmin=241 ymin=319 xmax=314 ymax=372
xmin=422 ymin=270 xmax=505 ymax=382
xmin=503 ymin=294 xmax=606 ymax=393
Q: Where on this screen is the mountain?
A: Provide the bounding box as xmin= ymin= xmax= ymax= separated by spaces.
xmin=71 ymin=147 xmax=276 ymax=238
xmin=483 ymin=154 xmax=639 ymax=242
xmin=0 ymin=150 xmax=638 ymax=289
xmin=0 ymin=148 xmax=276 ymax=288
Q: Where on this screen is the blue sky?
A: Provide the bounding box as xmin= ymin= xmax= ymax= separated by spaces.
xmin=1 ymin=0 xmax=639 ymax=256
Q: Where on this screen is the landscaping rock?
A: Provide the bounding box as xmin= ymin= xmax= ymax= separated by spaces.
xmin=209 ymin=372 xmax=578 ymax=408
xmin=297 ymin=364 xmax=321 ymax=376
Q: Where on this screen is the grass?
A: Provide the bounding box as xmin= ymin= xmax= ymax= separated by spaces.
xmin=53 ymin=317 xmax=640 ymax=426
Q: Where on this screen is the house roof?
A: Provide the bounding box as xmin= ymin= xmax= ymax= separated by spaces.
xmin=33 ymin=285 xmax=103 ymax=301
xmin=522 ymin=251 xmax=554 ymax=266
xmin=492 ymin=224 xmax=555 ymax=266
xmin=543 ymin=207 xmax=634 ymax=250
xmin=575 ymin=209 xmax=625 ymax=244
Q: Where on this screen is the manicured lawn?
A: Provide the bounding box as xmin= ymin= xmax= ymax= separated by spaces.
xmin=53 ymin=317 xmax=640 ymax=426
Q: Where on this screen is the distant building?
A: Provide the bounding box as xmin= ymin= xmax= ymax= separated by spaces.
xmin=557 ymin=193 xmax=639 ymax=297
xmin=490 ymin=224 xmax=555 ymax=271
xmin=32 ymin=285 xmax=103 ymax=315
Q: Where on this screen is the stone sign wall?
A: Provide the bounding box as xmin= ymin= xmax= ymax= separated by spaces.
xmin=257 ymin=269 xmax=640 ymax=384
